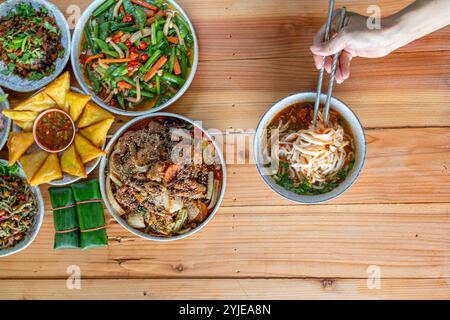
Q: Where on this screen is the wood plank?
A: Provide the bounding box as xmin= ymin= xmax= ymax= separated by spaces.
xmin=0 ymin=204 xmax=449 ymax=279
xmin=1 ymin=278 xmax=449 ymax=300
xmin=3 ymin=51 xmax=450 ymax=130
xmin=226 ymin=127 xmax=450 ymax=205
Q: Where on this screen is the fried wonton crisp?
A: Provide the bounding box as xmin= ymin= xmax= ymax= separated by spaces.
xmin=2 ymin=110 xmax=39 ymax=122
xmin=74 ymin=134 xmax=105 ymax=164
xmin=61 ymin=144 xmax=87 ymax=178
xmin=13 ymin=92 xmax=56 ymax=112
xmin=43 ymin=71 xmax=70 ymax=110
xmin=30 ymin=153 xmax=63 ymax=186
xmin=80 ymin=118 xmax=114 ymax=147
xmin=77 ymin=102 xmax=114 ymax=128
xmin=19 ymin=151 xmax=49 ymax=182
xmin=66 ymin=92 xmax=91 ymax=122
xmin=7 ymin=132 xmax=35 ymax=165
xmin=14 ymin=120 xmax=34 ymax=132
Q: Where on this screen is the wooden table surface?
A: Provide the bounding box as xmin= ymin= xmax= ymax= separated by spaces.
xmin=0 ymin=0 xmax=449 ymax=300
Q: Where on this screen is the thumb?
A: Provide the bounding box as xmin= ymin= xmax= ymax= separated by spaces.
xmin=310 ymin=33 xmax=347 ymax=57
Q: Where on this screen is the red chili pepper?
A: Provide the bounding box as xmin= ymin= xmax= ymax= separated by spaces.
xmin=138 ymin=40 xmax=148 ymax=50
xmin=122 ymin=14 xmax=134 ymax=23
xmin=126 ymin=60 xmax=141 ymax=76
xmin=140 ymin=53 xmax=149 ymax=62
xmin=129 ymin=51 xmax=139 ymax=60
xmin=113 ymin=37 xmax=121 ymax=44
xmin=124 ymin=39 xmax=132 ymax=49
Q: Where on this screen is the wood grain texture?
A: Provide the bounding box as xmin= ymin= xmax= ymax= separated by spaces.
xmin=0 ymin=204 xmax=449 ymax=280
xmin=0 ymin=0 xmax=449 ymax=300
xmin=1 ymin=278 xmax=449 ymax=300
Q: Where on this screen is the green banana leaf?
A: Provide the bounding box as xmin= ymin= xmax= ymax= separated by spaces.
xmin=71 ymin=179 xmax=108 ymax=249
xmin=48 ymin=187 xmax=80 ymax=249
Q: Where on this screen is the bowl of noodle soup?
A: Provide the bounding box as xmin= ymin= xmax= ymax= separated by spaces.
xmin=254 ymin=92 xmax=366 ymax=204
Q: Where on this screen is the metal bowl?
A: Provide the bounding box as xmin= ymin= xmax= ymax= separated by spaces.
xmin=0 ymin=159 xmax=45 ymax=258
xmin=98 ymin=112 xmax=227 ymax=241
xmin=0 ymin=87 xmax=11 ymax=150
xmin=0 ymin=0 xmax=71 ymax=92
xmin=254 ymin=92 xmax=366 ymax=204
xmin=71 ymin=0 xmax=199 ymax=117
xmin=13 ymin=87 xmax=104 ymax=186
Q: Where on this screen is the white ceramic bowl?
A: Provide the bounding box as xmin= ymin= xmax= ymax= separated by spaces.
xmin=71 ymin=0 xmax=199 ymax=117
xmin=254 ymin=92 xmax=366 ymax=204
xmin=0 ymin=0 xmax=71 ymax=92
xmin=0 ymin=159 xmax=45 ymax=258
xmin=99 ymin=112 xmax=227 ymax=241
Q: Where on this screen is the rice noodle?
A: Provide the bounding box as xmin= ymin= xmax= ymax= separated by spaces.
xmin=276 ymin=109 xmax=354 ymax=189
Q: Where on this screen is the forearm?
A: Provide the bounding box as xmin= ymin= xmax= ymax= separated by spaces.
xmin=383 ymin=0 xmax=450 ymax=52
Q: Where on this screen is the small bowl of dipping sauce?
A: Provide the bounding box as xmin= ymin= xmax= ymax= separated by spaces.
xmin=33 ymin=109 xmax=75 ymax=153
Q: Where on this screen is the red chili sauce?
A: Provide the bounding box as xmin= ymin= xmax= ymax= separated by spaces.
xmin=35 ymin=111 xmax=74 ymax=151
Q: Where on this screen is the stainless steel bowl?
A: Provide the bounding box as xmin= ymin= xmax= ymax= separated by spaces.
xmin=71 ymin=0 xmax=199 ymax=117
xmin=0 ymin=159 xmax=45 ymax=258
xmin=254 ymin=92 xmax=366 ymax=204
xmin=0 ymin=0 xmax=71 ymax=93
xmin=98 ymin=112 xmax=227 ymax=241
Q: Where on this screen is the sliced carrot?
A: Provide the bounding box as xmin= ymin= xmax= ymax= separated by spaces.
xmin=196 ymin=201 xmax=209 ymax=222
xmin=144 ymin=9 xmax=155 ymax=17
xmin=147 ymin=16 xmax=155 ymax=25
xmin=163 ymin=163 xmax=178 ymax=182
xmin=119 ymin=4 xmax=125 ymax=15
xmin=100 ymin=58 xmax=133 ymax=64
xmin=156 ymin=10 xmax=166 ymax=17
xmin=112 ymin=31 xmax=124 ymax=42
xmin=143 ymin=56 xmax=167 ymax=82
xmin=117 ymin=81 xmax=134 ymax=90
xmin=131 ymin=0 xmax=158 ymax=11
xmin=167 ymin=36 xmax=179 ymax=44
xmin=173 ymin=56 xmax=181 ymax=75
xmin=85 ymin=53 xmax=104 ymax=65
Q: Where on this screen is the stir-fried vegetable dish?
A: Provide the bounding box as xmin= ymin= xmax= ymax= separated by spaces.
xmin=0 ymin=3 xmax=64 ymax=80
xmin=0 ymin=162 xmax=37 ymax=249
xmin=80 ymin=0 xmax=194 ymax=111
xmin=106 ymin=117 xmax=223 ymax=237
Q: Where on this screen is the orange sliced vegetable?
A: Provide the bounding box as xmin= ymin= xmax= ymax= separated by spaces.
xmin=143 ymin=56 xmax=167 ymax=82
xmin=144 ymin=9 xmax=155 ymax=17
xmin=167 ymin=36 xmax=179 ymax=44
xmin=100 ymin=58 xmax=133 ymax=64
xmin=163 ymin=163 xmax=178 ymax=182
xmin=85 ymin=53 xmax=104 ymax=65
xmin=117 ymin=81 xmax=134 ymax=90
xmin=196 ymin=201 xmax=209 ymax=222
xmin=131 ymin=0 xmax=158 ymax=11
xmin=173 ymin=56 xmax=181 ymax=75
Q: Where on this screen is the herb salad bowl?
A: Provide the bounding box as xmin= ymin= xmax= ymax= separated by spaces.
xmin=0 ymin=0 xmax=71 ymax=93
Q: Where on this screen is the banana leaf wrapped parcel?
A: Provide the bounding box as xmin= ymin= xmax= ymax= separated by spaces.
xmin=71 ymin=179 xmax=108 ymax=249
xmin=48 ymin=187 xmax=79 ymax=249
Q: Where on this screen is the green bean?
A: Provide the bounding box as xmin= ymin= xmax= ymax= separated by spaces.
xmin=130 ymin=89 xmax=155 ymax=99
xmin=84 ymin=24 xmax=96 ymax=54
xmin=180 ymin=46 xmax=187 ymax=78
xmin=92 ymin=19 xmax=99 ymax=39
xmin=98 ymin=21 xmax=111 ymax=39
xmin=161 ymin=73 xmax=185 ymax=88
xmin=155 ymin=75 xmax=161 ymax=95
xmin=121 ymin=76 xmax=136 ymax=86
xmin=87 ymin=67 xmax=101 ymax=94
xmin=111 ymin=64 xmax=127 ymax=77
xmin=151 ymin=23 xmax=157 ymax=46
xmin=168 ymin=46 xmax=175 ymax=74
xmin=117 ymin=92 xmax=125 ymax=109
xmin=118 ymin=42 xmax=128 ymax=52
xmin=93 ymin=0 xmax=116 ymax=17
xmin=93 ymin=38 xmax=108 ymax=51
xmin=142 ymin=49 xmax=161 ymax=71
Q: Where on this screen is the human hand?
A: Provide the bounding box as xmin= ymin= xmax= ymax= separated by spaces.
xmin=310 ymin=9 xmax=395 ymax=83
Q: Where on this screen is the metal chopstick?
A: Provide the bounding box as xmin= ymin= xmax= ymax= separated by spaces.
xmin=323 ymin=7 xmax=347 ymax=126
xmin=313 ymin=0 xmax=335 ymax=127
